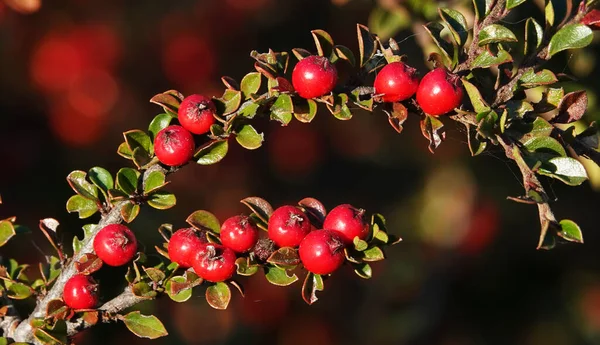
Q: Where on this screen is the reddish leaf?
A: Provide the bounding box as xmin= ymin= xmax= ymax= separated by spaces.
xmin=420 ymin=115 xmax=446 ymax=153
xmin=75 ymin=253 xmax=103 ymax=275
xmin=386 ymin=103 xmax=409 ymax=133
xmin=298 ymin=197 xmax=327 ymax=226
xmin=552 ymin=90 xmax=588 ymax=124
xmin=582 ymin=9 xmax=600 ymax=29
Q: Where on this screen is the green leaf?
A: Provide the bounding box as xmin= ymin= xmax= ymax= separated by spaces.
xmin=357 ymin=24 xmax=377 ymax=67
xmin=165 ymin=276 xmax=192 ymax=302
xmin=423 ymin=22 xmax=454 ymax=66
xmin=240 ymin=72 xmax=262 ymax=99
xmin=352 ymin=262 xmax=372 ymax=279
xmin=519 ymin=69 xmax=557 ymax=88
xmin=472 ymin=0 xmax=493 ymax=21
xmin=326 ymin=93 xmax=352 ymax=120
xmin=124 ymin=130 xmax=153 ymax=156
xmin=6 ymin=281 xmax=33 ymax=300
xmin=66 ymin=171 xmax=98 ymax=200
xmin=143 ymin=171 xmax=167 ymax=195
xmin=235 ymin=257 xmax=259 ymax=276
xmin=121 ymin=201 xmax=140 ymax=223
xmin=238 ymin=102 xmax=260 ymax=119
xmin=66 ymin=195 xmax=98 ymax=219
xmin=507 ymin=0 xmax=526 ymax=9
xmin=523 ymin=136 xmax=567 ymax=157
xmin=517 ymin=117 xmax=553 ymax=143
xmin=149 ymin=90 xmax=181 ymax=116
xmin=525 ymin=18 xmax=543 ymax=56
xmin=545 ymin=0 xmax=554 ymax=27
xmin=122 ymin=312 xmax=168 ymax=339
xmin=538 ymin=157 xmax=588 ymax=186
xmin=264 ymin=266 xmax=298 ymax=286
xmin=420 ymin=114 xmax=445 ymax=153
xmin=548 ymin=24 xmax=593 ymax=57
xmin=471 ymin=45 xmax=513 ymax=69
xmin=33 ymin=326 xmax=67 ymax=345
xmin=466 ymin=124 xmax=487 ymax=156
xmin=148 ymin=114 xmax=172 ymax=141
xmin=301 ymin=272 xmax=324 ymax=305
xmin=214 ymin=90 xmax=242 ymax=116
xmin=439 ymin=8 xmax=468 ymax=46
xmin=294 ymin=99 xmax=318 ymax=123
xmin=205 ymin=282 xmax=232 ymax=310
xmin=353 ymin=237 xmax=368 ymax=251
xmin=334 ymin=45 xmax=356 ymax=66
xmin=235 ymin=124 xmax=263 ymax=150
xmin=117 ymin=142 xmax=133 ymax=160
xmin=0 ymin=220 xmax=15 ymax=247
xmin=186 ymin=210 xmax=220 ymax=233
xmin=88 ymin=167 xmax=113 ymax=197
xmin=147 ymin=192 xmax=176 ymax=210
xmin=368 ymin=6 xmax=410 ymax=41
xmin=270 ymin=94 xmax=294 ymax=125
xmin=479 ymin=24 xmax=517 ymax=45
xmin=557 ymin=219 xmax=583 ymax=243
xmin=116 ymin=168 xmax=140 ymax=195
xmin=461 ymin=79 xmax=490 ymax=113
xmin=194 ymin=140 xmax=228 ymax=166
xmin=362 ymin=246 xmax=385 ymax=262
xmin=311 ymin=29 xmax=335 ymax=59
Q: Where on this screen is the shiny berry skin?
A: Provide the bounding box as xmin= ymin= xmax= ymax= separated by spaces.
xmin=291 ymin=55 xmax=337 ymax=99
xmin=416 ymin=68 xmax=464 ymax=116
xmin=323 ymin=204 xmax=369 ymax=245
xmin=299 ymin=230 xmax=345 ymax=275
xmin=63 ymin=274 xmax=99 ymax=310
xmin=178 ymin=94 xmax=216 ymax=135
xmin=93 ymin=224 xmax=137 ymax=267
xmin=220 ymin=215 xmax=259 ymax=253
xmin=268 ymin=205 xmax=312 ymax=248
xmin=192 ymin=243 xmax=237 ymax=282
xmin=154 ymin=125 xmax=195 ymax=167
xmin=168 ymin=228 xmax=207 ymax=268
xmin=374 ymin=61 xmax=419 ymax=102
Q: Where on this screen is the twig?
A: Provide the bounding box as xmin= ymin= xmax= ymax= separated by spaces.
xmin=0 ymin=294 xmax=20 ymax=338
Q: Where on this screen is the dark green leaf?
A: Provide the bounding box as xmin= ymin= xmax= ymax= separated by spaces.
xmin=238 ymin=101 xmax=260 ymax=119
xmin=124 ymin=130 xmax=153 ymax=156
xmin=311 ymin=29 xmax=335 ymax=59
xmin=41 ymin=256 xmax=61 ymax=284
xmin=235 ymin=257 xmax=259 ymax=276
xmin=88 ymin=167 xmax=113 ymax=198
xmin=298 ymin=197 xmax=327 ymax=225
xmin=470 ymin=45 xmax=513 ymax=69
xmin=66 ymin=195 xmax=98 ymax=219
xmin=121 ymin=201 xmax=141 ymax=223
xmin=205 ymin=282 xmax=231 ymax=310
xmin=461 ymin=79 xmax=490 ymax=113
xmin=553 ymin=90 xmax=587 ymax=124
xmin=240 ymin=72 xmax=262 ymax=99
xmin=186 ymin=210 xmax=220 ymax=233
xmin=517 ymin=117 xmax=553 ymax=143
xmin=235 ymin=125 xmax=263 ymax=150
xmin=117 ymin=142 xmax=133 ymax=160
xmin=525 ymin=18 xmax=543 ymax=56
xmin=149 ymin=91 xmax=181 ymax=116
xmin=334 ymin=45 xmax=356 ymax=66
xmin=439 ymin=8 xmax=469 ymax=46
xmin=147 ymin=192 xmax=176 ymax=210
xmin=423 ymin=22 xmax=454 ymax=65
xmin=479 ymin=24 xmax=517 ymax=45
xmin=270 ymin=94 xmax=294 ymax=125
xmin=143 ymin=171 xmax=167 ymax=194
xmin=122 ymin=312 xmax=168 ymax=339
xmin=6 ymin=281 xmax=33 ymax=300
xmin=472 ymin=0 xmax=493 ymax=21
xmin=519 ymin=69 xmax=557 ymax=88
xmin=507 ymin=0 xmax=527 ymax=9
xmin=165 ymin=276 xmax=192 ymax=302
xmin=326 ymin=93 xmax=352 ymax=120
xmin=0 ymin=220 xmax=15 ymax=247
xmin=548 ymin=24 xmax=593 ymax=57
xmin=466 ymin=124 xmax=487 ymax=156
xmin=538 ymin=157 xmax=588 ymax=186
xmin=132 ymin=282 xmax=156 ymax=299
xmin=66 ymin=171 xmax=98 ymax=200
xmin=264 ymin=266 xmax=298 ymax=286
xmin=523 ymin=136 xmax=567 ymax=157
xmin=240 ymin=197 xmax=273 ymax=224
xmin=420 ymin=114 xmax=445 ymax=153
xmin=357 ymin=24 xmax=377 ymax=67
xmin=116 ymin=168 xmax=140 ymax=195
xmin=301 ymin=272 xmax=324 ymax=305
xmin=294 ymin=99 xmax=318 ymax=123
xmin=195 ymin=140 xmax=229 ymax=165
xmin=148 ymin=114 xmax=172 ymax=141
xmin=144 ymin=267 xmax=166 ymax=283
xmin=352 ymin=262 xmax=372 ymax=279
xmin=557 ymin=219 xmax=583 ymax=243
xmin=214 ymin=90 xmax=242 ymax=116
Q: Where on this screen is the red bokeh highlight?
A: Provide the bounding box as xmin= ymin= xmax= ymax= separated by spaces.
xmin=161 ymin=33 xmax=216 ymax=91
xmin=268 ymin=121 xmax=323 ymax=176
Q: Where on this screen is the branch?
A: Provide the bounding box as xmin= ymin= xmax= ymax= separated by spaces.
xmin=11 ymin=164 xmax=167 ymax=344
xmin=0 ymin=294 xmax=20 ymax=338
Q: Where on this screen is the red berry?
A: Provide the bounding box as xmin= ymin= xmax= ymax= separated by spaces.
xmin=63 ymin=274 xmax=99 ymax=309
xmin=299 ymin=230 xmax=345 ymax=275
xmin=291 ymin=55 xmax=337 ymax=99
xmin=178 ymin=94 xmax=217 ymax=135
xmin=268 ymin=205 xmax=312 ymax=248
xmin=154 ymin=125 xmax=195 ymax=167
xmin=416 ymin=68 xmax=463 ymax=116
xmin=374 ymin=61 xmax=419 ymax=102
xmin=168 ymin=228 xmax=207 ymax=268
xmin=192 ymin=243 xmax=237 ymax=282
xmin=220 ymin=215 xmax=259 ymax=253
xmin=93 ymin=224 xmax=137 ymax=267
xmin=323 ymin=204 xmax=370 ymax=245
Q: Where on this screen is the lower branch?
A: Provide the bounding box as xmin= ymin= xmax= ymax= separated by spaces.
xmin=0 ymin=294 xmax=20 ymax=338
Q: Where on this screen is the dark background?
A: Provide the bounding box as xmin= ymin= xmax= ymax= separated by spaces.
xmin=1 ymin=0 xmax=600 ymax=344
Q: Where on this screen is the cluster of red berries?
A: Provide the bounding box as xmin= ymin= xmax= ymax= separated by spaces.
xmin=167 ymin=203 xmax=369 ymax=282
xmin=291 ymin=55 xmax=464 ymax=116
xmin=154 ymin=94 xmax=217 ymax=167
xmin=63 ymin=224 xmax=138 ymax=309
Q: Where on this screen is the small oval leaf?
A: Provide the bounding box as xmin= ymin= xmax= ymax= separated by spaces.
xmin=122 ymin=312 xmax=168 ymax=339
xmin=186 ymin=210 xmax=220 ymax=234
xmin=205 ymin=282 xmax=231 ymax=310
xmin=548 ymin=24 xmax=593 ymax=57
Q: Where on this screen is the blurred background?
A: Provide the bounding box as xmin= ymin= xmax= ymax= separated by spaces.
xmin=1 ymin=0 xmax=600 ymax=344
